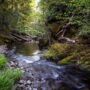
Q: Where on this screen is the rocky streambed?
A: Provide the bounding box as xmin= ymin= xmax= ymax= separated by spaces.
xmin=0 ymin=44 xmax=90 ymax=90
xmin=6 ymin=49 xmax=90 ymax=90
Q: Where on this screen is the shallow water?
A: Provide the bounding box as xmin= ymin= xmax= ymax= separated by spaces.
xmin=15 ymin=42 xmax=39 ymax=56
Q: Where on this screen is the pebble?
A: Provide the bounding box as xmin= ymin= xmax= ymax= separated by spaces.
xmin=19 ymin=80 xmax=25 ymax=84
xmin=10 ymin=61 xmax=16 ymax=67
xmin=27 ymin=80 xmax=31 ymax=85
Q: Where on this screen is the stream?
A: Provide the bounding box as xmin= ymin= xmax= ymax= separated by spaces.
xmin=5 ymin=42 xmax=90 ymax=90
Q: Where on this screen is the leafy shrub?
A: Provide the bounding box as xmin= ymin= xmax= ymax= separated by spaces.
xmin=0 ymin=69 xmax=22 ymax=90
xmin=0 ymin=54 xmax=7 ymax=69
xmin=79 ymin=25 xmax=90 ymax=39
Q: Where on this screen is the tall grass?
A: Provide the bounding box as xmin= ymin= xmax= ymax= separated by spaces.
xmin=0 ymin=54 xmax=22 ymax=90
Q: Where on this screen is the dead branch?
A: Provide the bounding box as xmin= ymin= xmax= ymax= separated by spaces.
xmin=58 ymin=36 xmax=76 ymax=44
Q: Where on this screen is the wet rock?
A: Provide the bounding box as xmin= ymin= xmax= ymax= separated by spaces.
xmin=0 ymin=45 xmax=7 ymax=54
xmin=10 ymin=61 xmax=16 ymax=67
xmin=26 ymin=80 xmax=31 ymax=85
xmin=19 ymin=80 xmax=25 ymax=84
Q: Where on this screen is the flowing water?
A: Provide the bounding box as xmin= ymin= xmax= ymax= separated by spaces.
xmin=6 ymin=42 xmax=90 ymax=90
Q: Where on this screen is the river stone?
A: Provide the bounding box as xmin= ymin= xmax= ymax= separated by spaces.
xmin=19 ymin=80 xmax=25 ymax=84
xmin=26 ymin=80 xmax=31 ymax=85
xmin=0 ymin=45 xmax=7 ymax=54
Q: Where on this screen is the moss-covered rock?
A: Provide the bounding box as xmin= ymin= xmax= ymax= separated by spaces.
xmin=58 ymin=54 xmax=78 ymax=65
xmin=76 ymin=49 xmax=90 ymax=70
xmin=44 ymin=43 xmax=71 ymax=61
xmin=58 ymin=44 xmax=90 ymax=70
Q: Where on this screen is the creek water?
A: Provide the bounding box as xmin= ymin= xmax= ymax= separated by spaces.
xmin=6 ymin=42 xmax=90 ymax=90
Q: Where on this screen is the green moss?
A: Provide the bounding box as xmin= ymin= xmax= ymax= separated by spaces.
xmin=44 ymin=49 xmax=57 ymax=59
xmin=59 ymin=54 xmax=77 ymax=65
xmin=58 ymin=44 xmax=90 ymax=70
xmin=0 ymin=54 xmax=7 ymax=69
xmin=76 ymin=50 xmax=90 ymax=70
xmin=44 ymin=43 xmax=71 ymax=59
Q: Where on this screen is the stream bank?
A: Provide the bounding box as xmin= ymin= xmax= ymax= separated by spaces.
xmin=0 ymin=43 xmax=90 ymax=90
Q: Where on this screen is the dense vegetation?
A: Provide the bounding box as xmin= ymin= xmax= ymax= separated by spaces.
xmin=0 ymin=0 xmax=31 ymax=31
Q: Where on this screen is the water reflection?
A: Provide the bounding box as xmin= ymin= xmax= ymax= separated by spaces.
xmin=16 ymin=42 xmax=39 ymax=56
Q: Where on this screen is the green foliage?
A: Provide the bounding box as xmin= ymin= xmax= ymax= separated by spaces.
xmin=0 ymin=54 xmax=22 ymax=90
xmin=25 ymin=0 xmax=46 ymax=36
xmin=40 ymin=0 xmax=90 ymax=39
xmin=0 ymin=0 xmax=31 ymax=31
xmin=0 ymin=0 xmax=46 ymax=36
xmin=0 ymin=76 xmax=14 ymax=90
xmin=40 ymin=0 xmax=85 ymax=21
xmin=0 ymin=54 xmax=7 ymax=69
xmin=4 ymin=69 xmax=22 ymax=81
xmin=0 ymin=69 xmax=22 ymax=90
xmin=79 ymin=25 xmax=90 ymax=39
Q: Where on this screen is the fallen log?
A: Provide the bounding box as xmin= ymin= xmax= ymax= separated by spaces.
xmin=0 ymin=30 xmax=32 ymax=43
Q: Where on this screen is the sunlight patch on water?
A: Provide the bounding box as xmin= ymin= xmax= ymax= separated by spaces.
xmin=13 ymin=54 xmax=41 ymax=64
